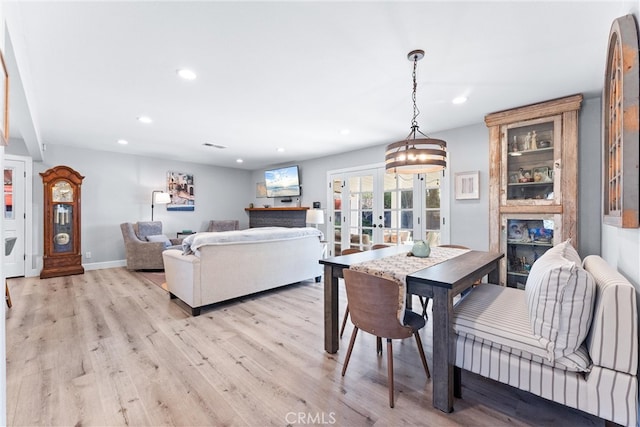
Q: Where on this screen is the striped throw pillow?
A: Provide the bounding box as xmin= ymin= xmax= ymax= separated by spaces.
xmin=525 ymin=240 xmax=596 ymax=362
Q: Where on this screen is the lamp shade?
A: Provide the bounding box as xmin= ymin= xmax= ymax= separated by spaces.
xmin=154 ymin=192 xmax=171 ymax=204
xmin=306 ymin=209 xmax=324 ymax=225
xmin=385 ymin=138 xmax=447 ymax=174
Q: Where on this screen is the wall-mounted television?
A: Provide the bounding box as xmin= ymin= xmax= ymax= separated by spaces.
xmin=265 ymin=165 xmax=301 ymax=198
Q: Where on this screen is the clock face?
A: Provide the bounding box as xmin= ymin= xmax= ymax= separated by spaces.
xmin=52 ymin=181 xmax=73 ymax=203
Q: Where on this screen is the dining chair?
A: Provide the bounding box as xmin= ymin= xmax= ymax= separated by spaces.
xmin=339 ymin=248 xmax=362 ymax=339
xmin=341 ymin=269 xmax=431 ymax=408
xmin=371 ymin=243 xmax=391 ymax=250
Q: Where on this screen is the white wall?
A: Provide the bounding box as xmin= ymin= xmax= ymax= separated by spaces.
xmin=22 ymin=144 xmax=252 ymax=270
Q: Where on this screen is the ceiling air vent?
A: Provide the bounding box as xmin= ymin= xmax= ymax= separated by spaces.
xmin=203 ymin=143 xmax=227 ymax=149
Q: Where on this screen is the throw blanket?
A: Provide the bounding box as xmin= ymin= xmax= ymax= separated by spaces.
xmin=182 ymin=227 xmax=323 ymax=255
xmin=350 ymin=246 xmax=470 ymax=324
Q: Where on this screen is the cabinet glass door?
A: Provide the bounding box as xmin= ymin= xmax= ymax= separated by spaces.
xmin=504 ymin=116 xmax=561 ymax=205
xmin=53 ymin=203 xmax=74 ymax=253
xmin=503 ymin=215 xmax=559 ymax=288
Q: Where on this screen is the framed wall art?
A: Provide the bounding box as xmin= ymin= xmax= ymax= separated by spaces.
xmin=167 ymin=171 xmax=195 ymax=211
xmin=455 ymin=171 xmax=480 ymax=200
xmin=256 ymin=181 xmax=267 ymax=198
xmin=602 ymin=14 xmax=639 ymax=228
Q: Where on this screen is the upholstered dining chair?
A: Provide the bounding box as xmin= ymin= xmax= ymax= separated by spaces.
xmin=207 ymin=220 xmax=240 ymax=232
xmin=371 ymin=243 xmax=391 ymax=250
xmin=339 ymin=248 xmax=362 ymax=339
xmin=341 ymin=269 xmax=431 ymax=408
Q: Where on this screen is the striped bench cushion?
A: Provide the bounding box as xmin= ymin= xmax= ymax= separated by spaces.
xmin=454 ymin=284 xmax=591 ymax=372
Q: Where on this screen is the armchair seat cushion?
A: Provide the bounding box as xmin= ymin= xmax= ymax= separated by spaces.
xmin=146 ymin=234 xmax=172 ymax=248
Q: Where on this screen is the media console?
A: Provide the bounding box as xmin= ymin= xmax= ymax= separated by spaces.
xmin=245 ymin=207 xmax=309 ymax=228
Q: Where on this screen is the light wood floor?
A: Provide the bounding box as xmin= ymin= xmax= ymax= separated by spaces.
xmin=6 ymin=268 xmax=603 ymax=426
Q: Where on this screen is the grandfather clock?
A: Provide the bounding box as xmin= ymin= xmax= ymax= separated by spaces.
xmin=40 ymin=165 xmax=85 ymax=279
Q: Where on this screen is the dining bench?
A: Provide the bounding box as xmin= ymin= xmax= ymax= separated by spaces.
xmin=452 ymin=244 xmax=638 ymax=426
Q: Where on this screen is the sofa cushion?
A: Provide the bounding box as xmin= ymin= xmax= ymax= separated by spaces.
xmin=525 ymin=240 xmax=596 ymax=363
xmin=146 ymin=234 xmax=172 ymax=248
xmin=454 ymin=284 xmax=591 ymax=372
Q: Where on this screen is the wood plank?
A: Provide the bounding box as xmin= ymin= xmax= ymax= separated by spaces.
xmin=6 ymin=269 xmax=602 ymax=426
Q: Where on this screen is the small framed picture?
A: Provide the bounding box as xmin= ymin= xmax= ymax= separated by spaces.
xmin=532 ymin=166 xmax=552 ymax=183
xmin=455 ymin=171 xmax=480 ymax=200
xmin=509 ymin=172 xmax=519 ymax=184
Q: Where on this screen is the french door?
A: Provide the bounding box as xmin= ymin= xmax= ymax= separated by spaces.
xmin=328 ymin=165 xmax=448 ymax=257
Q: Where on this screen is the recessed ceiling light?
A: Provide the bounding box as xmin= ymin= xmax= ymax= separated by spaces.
xmin=277 ymin=147 xmax=285 ymax=152
xmin=117 ymin=139 xmax=128 ymax=145
xmin=177 ymin=69 xmax=197 ymax=80
xmin=452 ymin=96 xmax=468 ymax=105
xmin=236 ymin=159 xmax=243 ymax=163
xmin=137 ymin=116 xmax=152 ymax=124
xmin=340 ymin=129 xmax=350 ymax=136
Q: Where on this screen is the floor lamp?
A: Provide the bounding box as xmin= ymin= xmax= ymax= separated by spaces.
xmin=151 ymin=190 xmax=171 ymax=221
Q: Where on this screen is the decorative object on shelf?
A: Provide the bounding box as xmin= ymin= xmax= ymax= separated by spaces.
xmin=455 ymin=171 xmax=480 ymax=200
xmin=518 ymin=168 xmax=533 ymax=183
xmin=167 ymin=171 xmax=195 ymax=212
xmin=385 ymin=49 xmax=446 ymax=174
xmin=603 ymin=14 xmax=639 ymax=228
xmin=40 ymin=166 xmax=85 ymax=279
xmin=151 ymin=190 xmax=170 ymax=221
xmin=306 ymin=209 xmax=324 ymax=229
xmin=410 ymin=240 xmax=431 ymax=258
xmin=0 ymin=49 xmax=8 ymax=145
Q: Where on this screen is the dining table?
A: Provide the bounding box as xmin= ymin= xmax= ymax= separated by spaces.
xmin=319 ymin=244 xmax=503 ymax=413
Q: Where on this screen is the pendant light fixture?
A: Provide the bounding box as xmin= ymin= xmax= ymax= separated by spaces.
xmin=385 ymin=50 xmax=447 ymax=174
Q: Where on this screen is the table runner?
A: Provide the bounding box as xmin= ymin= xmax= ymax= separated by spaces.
xmin=350 ymin=246 xmax=470 ymax=323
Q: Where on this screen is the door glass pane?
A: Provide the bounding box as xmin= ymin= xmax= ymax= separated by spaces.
xmin=348 ymin=174 xmax=374 ymax=250
xmin=332 ymin=178 xmax=342 ymax=255
xmin=4 ymin=168 xmax=13 ymax=220
xmin=383 ymin=173 xmax=413 ymax=245
xmin=425 ymin=172 xmax=441 ymax=245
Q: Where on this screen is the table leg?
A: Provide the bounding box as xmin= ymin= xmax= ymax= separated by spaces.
xmin=431 ymin=286 xmax=454 ymax=412
xmin=324 ymin=264 xmax=339 ymax=353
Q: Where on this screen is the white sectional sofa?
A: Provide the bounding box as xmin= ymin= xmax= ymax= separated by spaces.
xmin=453 ymin=244 xmax=638 ymax=426
xmin=162 ymin=227 xmax=324 ymax=316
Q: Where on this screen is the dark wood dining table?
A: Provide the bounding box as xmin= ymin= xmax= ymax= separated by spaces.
xmin=319 ymin=245 xmax=503 ymax=413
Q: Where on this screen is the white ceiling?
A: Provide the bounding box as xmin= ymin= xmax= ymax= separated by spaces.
xmin=4 ymin=1 xmax=635 ymax=170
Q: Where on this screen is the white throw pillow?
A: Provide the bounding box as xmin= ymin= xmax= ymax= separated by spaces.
xmin=525 ymin=239 xmax=596 ymax=362
xmin=146 ymin=234 xmax=172 ymax=248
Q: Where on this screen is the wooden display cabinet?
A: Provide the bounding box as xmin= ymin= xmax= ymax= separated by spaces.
xmin=40 ymin=165 xmax=85 ymax=279
xmin=486 ymin=94 xmax=582 ymax=287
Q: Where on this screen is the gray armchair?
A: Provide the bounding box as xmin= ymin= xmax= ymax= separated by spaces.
xmin=120 ymin=221 xmax=182 ymax=270
xmin=207 ymin=220 xmax=240 ymax=232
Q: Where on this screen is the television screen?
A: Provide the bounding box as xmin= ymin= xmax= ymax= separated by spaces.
xmin=265 ymin=165 xmax=301 ymax=198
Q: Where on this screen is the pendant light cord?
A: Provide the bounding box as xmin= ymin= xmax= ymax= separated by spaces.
xmin=411 ymin=53 xmax=420 ymax=132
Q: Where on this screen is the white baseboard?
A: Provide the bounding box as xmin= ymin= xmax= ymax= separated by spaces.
xmin=83 ymin=260 xmax=127 ymax=271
